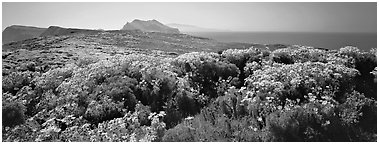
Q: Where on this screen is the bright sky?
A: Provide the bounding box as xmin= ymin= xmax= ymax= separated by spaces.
xmin=2 ymin=2 xmax=377 ymax=33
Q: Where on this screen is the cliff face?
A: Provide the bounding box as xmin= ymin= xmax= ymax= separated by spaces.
xmin=121 ymin=19 xmax=180 ymax=34
xmin=40 ymin=26 xmax=100 ymax=37
xmin=2 ymin=25 xmax=46 ymax=44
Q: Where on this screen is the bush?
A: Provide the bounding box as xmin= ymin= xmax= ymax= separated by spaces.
xmin=271 ymin=46 xmax=329 ymax=64
xmin=271 ymin=51 xmax=294 ymax=64
xmin=135 ymin=68 xmax=177 ymax=112
xmin=75 ymin=56 xmax=100 ymax=68
xmin=2 ymin=71 xmax=36 ymax=95
xmin=163 ymin=103 xmax=261 ymax=142
xmin=353 ymin=53 xmax=376 ymax=99
xmin=339 ymin=91 xmax=377 ymax=137
xmin=162 ymin=123 xmax=197 ymax=142
xmin=83 ymin=98 xmax=124 ymax=124
xmin=245 ymin=62 xmax=359 ymax=103
xmin=243 ymin=61 xmax=262 ymax=76
xmin=2 ymin=101 xmax=26 ymax=128
xmin=221 ymin=47 xmax=269 ymax=87
xmin=172 ymin=52 xmax=240 ymax=99
xmin=33 ymin=64 xmax=77 ymax=94
xmin=215 ymin=86 xmax=247 ymax=118
xmin=87 ymin=103 xmax=166 ymax=142
xmin=221 ymin=47 xmax=263 ymax=68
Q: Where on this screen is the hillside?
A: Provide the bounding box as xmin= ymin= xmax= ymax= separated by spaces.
xmin=2 ymin=27 xmax=377 ymax=142
xmin=122 ymin=19 xmax=180 ymax=34
xmin=2 ymin=25 xmax=46 ymax=44
xmin=2 ymin=28 xmax=254 ymax=75
xmin=40 ymin=26 xmax=101 ymax=37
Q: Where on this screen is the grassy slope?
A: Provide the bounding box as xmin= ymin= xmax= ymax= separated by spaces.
xmin=2 ymin=30 xmax=258 ymax=74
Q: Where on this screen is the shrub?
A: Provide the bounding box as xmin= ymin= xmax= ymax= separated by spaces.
xmin=271 ymin=51 xmax=294 ymax=64
xmin=2 ymin=101 xmax=26 ymax=128
xmin=243 ymin=61 xmax=262 ymax=77
xmin=245 ymin=62 xmax=359 ymax=103
xmin=2 ymin=71 xmax=36 ymax=95
xmin=338 ymin=91 xmax=377 ymax=136
xmin=353 ymin=53 xmax=377 ymax=99
xmin=75 ymin=56 xmax=100 ymax=68
xmin=33 ymin=64 xmax=77 ymax=94
xmin=172 ymin=52 xmax=240 ymax=99
xmin=135 ymin=68 xmax=177 ymax=112
xmin=162 ymin=123 xmax=197 ymax=142
xmin=215 ymin=86 xmax=247 ymax=118
xmin=94 ymin=75 xmax=138 ymax=110
xmin=162 ymin=103 xmax=261 ymax=142
xmin=2 ymin=122 xmax=39 ymax=142
xmin=221 ymin=47 xmax=269 ymax=87
xmin=83 ymin=98 xmax=124 ymax=124
xmin=264 ymin=110 xmax=303 ymax=141
xmin=86 ymin=103 xmax=166 ymax=142
xmin=221 ymin=47 xmax=262 ymax=68
xmin=271 ymin=46 xmax=329 ymax=64
xmin=339 ymin=46 xmax=361 ymax=58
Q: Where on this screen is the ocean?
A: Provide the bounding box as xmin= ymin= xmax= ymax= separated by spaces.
xmin=185 ymin=32 xmax=377 ymax=51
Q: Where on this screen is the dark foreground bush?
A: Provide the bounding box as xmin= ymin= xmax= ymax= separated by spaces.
xmin=162 ymin=104 xmax=261 ymax=142
xmin=2 ymin=101 xmax=26 ymax=128
xmin=172 ymin=52 xmax=240 ymax=99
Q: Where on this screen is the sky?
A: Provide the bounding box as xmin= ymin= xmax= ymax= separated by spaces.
xmin=2 ymin=2 xmax=377 ymax=33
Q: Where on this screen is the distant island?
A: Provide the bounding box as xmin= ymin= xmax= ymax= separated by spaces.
xmin=121 ymin=19 xmax=180 ymax=34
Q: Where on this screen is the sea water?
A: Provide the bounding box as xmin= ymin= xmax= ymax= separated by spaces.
xmin=186 ymin=32 xmax=377 ymax=51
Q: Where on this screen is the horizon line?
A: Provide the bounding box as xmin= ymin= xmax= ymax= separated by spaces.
xmin=3 ymin=24 xmax=377 ymax=34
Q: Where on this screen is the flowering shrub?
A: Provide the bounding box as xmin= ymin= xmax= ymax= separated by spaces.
xmin=2 ymin=121 xmax=39 ymax=142
xmin=2 ymin=71 xmax=37 ymax=95
xmin=75 ymin=56 xmax=100 ymax=68
xmin=339 ymin=46 xmax=361 ymax=58
xmin=243 ymin=61 xmax=262 ymax=76
xmin=215 ymin=86 xmax=247 ymax=118
xmin=329 ymin=46 xmax=377 ymax=99
xmin=83 ymin=98 xmax=124 ymax=124
xmin=339 ymin=91 xmax=376 ymax=134
xmin=162 ymin=47 xmax=375 ymax=141
xmin=221 ymin=47 xmax=267 ymax=67
xmin=270 ymin=50 xmax=294 ymax=64
xmin=2 ymin=45 xmax=376 ymax=142
xmin=33 ymin=63 xmax=77 ymax=94
xmin=63 ymin=103 xmax=166 ymax=142
xmin=221 ymin=47 xmax=270 ymax=87
xmin=172 ymin=52 xmax=239 ymax=99
xmin=245 ymin=62 xmax=359 ymax=103
xmin=271 ymin=46 xmax=329 ymax=64
xmin=162 ymin=103 xmax=261 ymax=142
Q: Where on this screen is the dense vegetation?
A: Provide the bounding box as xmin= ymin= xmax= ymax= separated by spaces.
xmin=2 ymin=45 xmax=377 ymax=142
